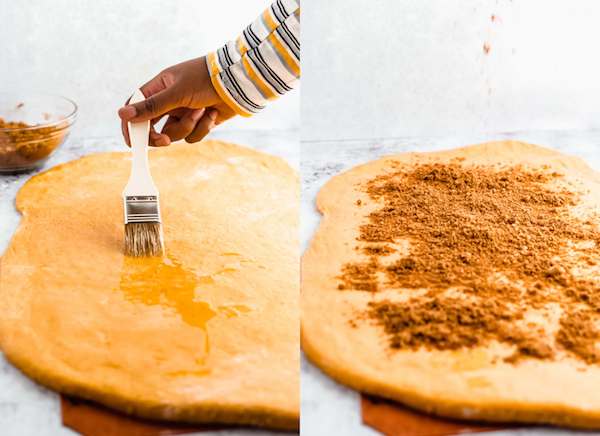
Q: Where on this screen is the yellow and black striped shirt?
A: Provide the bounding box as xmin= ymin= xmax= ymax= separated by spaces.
xmin=207 ymin=0 xmax=300 ymax=117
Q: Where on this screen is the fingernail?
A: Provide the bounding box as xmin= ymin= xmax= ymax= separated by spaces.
xmin=191 ymin=108 xmax=205 ymax=122
xmin=118 ymin=105 xmax=137 ymax=120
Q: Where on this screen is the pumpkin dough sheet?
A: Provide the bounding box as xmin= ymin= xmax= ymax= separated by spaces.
xmin=0 ymin=140 xmax=299 ymax=431
xmin=302 ymin=141 xmax=600 ymax=429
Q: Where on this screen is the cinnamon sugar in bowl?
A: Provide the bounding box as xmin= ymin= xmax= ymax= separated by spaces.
xmin=0 ymin=93 xmax=77 ymax=173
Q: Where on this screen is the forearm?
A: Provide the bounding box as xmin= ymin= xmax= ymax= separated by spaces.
xmin=207 ymin=0 xmax=300 ymax=117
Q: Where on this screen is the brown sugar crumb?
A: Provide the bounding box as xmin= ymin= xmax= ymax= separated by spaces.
xmin=369 ymin=295 xmax=555 ymax=363
xmin=356 ymin=199 xmax=362 ymax=206
xmin=339 ymin=161 xmax=600 ymax=364
xmin=557 ymin=309 xmax=600 ymax=364
xmin=0 ymin=118 xmax=30 ymax=130
xmin=362 ymin=245 xmax=395 ymax=256
xmin=338 ymin=258 xmax=379 ymax=292
xmin=503 ymin=330 xmax=555 ymax=363
xmin=368 ymin=296 xmax=517 ymax=351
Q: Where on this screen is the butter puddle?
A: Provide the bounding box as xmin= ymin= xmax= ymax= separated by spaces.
xmin=118 ymin=254 xmax=251 ymax=375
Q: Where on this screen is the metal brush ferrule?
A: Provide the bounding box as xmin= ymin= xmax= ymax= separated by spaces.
xmin=124 ymin=195 xmax=161 ymax=224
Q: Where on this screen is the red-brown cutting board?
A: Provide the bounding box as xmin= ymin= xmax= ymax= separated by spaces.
xmin=61 ymin=395 xmax=227 ymax=436
xmin=361 ymin=395 xmax=517 ymax=436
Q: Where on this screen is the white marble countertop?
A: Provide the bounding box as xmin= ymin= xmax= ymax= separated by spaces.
xmin=300 ymin=130 xmax=600 ymax=436
xmin=0 ymin=129 xmax=298 ymax=436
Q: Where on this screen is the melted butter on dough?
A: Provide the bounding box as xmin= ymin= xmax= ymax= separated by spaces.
xmin=119 ymin=255 xmax=217 ymax=370
xmin=302 ymin=141 xmax=600 ymax=429
xmin=118 ymin=254 xmax=253 ymax=373
xmin=0 ymin=140 xmax=299 ymax=430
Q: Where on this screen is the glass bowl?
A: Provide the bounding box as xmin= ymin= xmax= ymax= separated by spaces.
xmin=0 ymin=93 xmax=77 ymax=173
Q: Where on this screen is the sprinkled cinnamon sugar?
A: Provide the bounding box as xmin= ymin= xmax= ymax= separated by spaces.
xmin=338 ymin=161 xmax=600 ymax=364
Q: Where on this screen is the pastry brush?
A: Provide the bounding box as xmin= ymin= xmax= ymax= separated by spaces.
xmin=122 ymin=89 xmax=164 ymax=257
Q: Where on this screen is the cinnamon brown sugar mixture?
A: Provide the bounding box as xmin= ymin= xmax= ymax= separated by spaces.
xmin=0 ymin=117 xmax=65 ymax=169
xmin=338 ymin=162 xmax=600 ymax=364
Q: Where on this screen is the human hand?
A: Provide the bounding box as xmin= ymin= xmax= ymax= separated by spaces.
xmin=118 ymin=56 xmax=236 ymax=147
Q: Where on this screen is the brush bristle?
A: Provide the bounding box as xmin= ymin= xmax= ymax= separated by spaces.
xmin=124 ymin=222 xmax=164 ymax=257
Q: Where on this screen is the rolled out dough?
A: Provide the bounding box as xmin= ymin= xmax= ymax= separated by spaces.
xmin=0 ymin=140 xmax=299 ymax=430
xmin=302 ymin=141 xmax=600 ymax=429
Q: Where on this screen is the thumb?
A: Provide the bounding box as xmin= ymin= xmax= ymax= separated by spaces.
xmin=118 ymin=89 xmax=176 ymax=122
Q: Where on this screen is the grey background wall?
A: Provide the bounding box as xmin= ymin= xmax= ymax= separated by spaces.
xmin=302 ymin=0 xmax=600 ymax=141
xmin=1 ymin=0 xmax=299 ymax=139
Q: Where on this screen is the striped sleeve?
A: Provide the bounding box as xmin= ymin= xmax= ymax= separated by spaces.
xmin=207 ymin=0 xmax=300 ymax=117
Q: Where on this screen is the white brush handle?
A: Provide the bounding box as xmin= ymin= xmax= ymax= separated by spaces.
xmin=124 ymin=89 xmax=158 ymax=195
